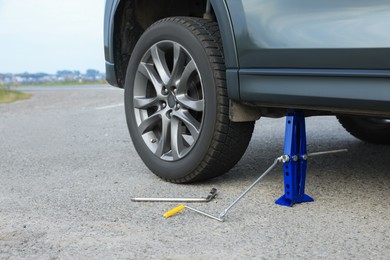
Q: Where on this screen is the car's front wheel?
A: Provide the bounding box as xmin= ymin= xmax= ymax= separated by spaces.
xmin=124 ymin=17 xmax=254 ymax=183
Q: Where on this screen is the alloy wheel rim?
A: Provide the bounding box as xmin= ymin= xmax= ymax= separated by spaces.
xmin=133 ymin=41 xmax=205 ymax=161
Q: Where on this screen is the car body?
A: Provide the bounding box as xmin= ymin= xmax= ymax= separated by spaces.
xmin=104 ymin=0 xmax=390 ymax=182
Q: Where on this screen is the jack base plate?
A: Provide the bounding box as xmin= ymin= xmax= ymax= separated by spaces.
xmin=275 ymin=194 xmax=314 ymax=207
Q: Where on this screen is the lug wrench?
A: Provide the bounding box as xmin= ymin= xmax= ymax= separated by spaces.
xmin=131 ymin=188 xmax=217 ymax=203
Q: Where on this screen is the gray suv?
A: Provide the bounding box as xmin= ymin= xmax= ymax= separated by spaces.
xmin=104 ymin=0 xmax=390 ymax=183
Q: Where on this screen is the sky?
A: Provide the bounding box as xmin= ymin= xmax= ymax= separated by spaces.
xmin=0 ymin=0 xmax=105 ymax=74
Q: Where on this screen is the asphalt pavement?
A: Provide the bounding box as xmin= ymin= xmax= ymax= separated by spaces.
xmin=1 ymin=85 xmax=389 ymax=259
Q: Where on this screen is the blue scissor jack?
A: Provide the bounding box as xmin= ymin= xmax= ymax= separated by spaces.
xmin=275 ymin=110 xmax=314 ymax=207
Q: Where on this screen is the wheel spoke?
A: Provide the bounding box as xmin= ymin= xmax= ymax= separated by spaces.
xmin=177 ymin=60 xmax=196 ymax=95
xmin=134 ymin=96 xmax=158 ymax=109
xmin=151 ymin=45 xmax=171 ymax=86
xmin=173 ymin=110 xmax=200 ymax=139
xmin=169 ymin=43 xmax=186 ymax=86
xmin=176 ymin=94 xmax=204 ymax=112
xmin=170 ymin=117 xmax=184 ymax=160
xmin=155 ymin=116 xmax=170 ymax=157
xmin=138 ymin=62 xmax=163 ymax=94
xmin=138 ymin=113 xmax=161 ymax=135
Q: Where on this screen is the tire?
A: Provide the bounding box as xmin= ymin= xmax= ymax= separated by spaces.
xmin=124 ymin=17 xmax=254 ymax=183
xmin=337 ymin=116 xmax=390 ymax=144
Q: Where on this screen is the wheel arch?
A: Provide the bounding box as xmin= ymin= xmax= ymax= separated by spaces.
xmin=105 ymin=0 xmax=238 ymax=88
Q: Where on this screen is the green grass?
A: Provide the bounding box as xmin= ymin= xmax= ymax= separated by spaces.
xmin=0 ymin=89 xmax=32 ymax=103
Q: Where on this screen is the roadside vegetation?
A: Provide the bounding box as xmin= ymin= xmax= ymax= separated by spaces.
xmin=0 ymin=80 xmax=107 ymax=103
xmin=0 ymin=88 xmax=31 ymax=103
xmin=0 ymin=80 xmax=107 ymax=88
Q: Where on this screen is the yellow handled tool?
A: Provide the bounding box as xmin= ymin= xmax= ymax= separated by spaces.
xmin=164 ymin=205 xmax=186 ymax=218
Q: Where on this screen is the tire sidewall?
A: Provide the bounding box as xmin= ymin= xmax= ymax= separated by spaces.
xmin=124 ymin=19 xmax=218 ymax=179
xmin=338 ymin=116 xmax=390 ymax=144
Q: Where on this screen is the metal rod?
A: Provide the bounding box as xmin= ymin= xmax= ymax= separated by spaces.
xmin=185 ymin=205 xmax=225 ymax=222
xmin=203 ymin=0 xmax=213 ymax=19
xmin=218 ymin=156 xmax=283 ymax=219
xmin=163 ymin=158 xmax=283 ymax=222
xmin=205 ymin=0 xmax=211 ymax=14
xmin=131 ymin=188 xmax=217 ymax=203
xmin=132 ymin=198 xmax=208 ymax=202
xmin=308 ymin=149 xmax=348 ymax=157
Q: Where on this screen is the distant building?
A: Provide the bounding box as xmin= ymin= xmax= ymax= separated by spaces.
xmin=85 ymin=69 xmax=103 ymax=81
xmin=0 ymin=70 xmax=105 ymax=86
xmin=0 ymin=73 xmax=14 ymax=86
xmin=56 ymin=70 xmax=81 ymax=82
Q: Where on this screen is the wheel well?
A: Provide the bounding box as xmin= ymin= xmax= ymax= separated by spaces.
xmin=113 ymin=0 xmax=209 ymax=87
